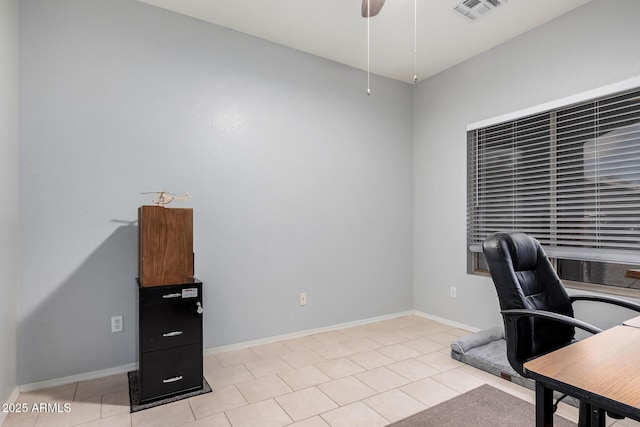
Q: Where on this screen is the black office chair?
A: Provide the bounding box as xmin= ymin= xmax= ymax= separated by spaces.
xmin=482 ymin=232 xmax=640 ymax=427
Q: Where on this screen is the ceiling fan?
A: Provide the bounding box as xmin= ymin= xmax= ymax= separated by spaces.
xmin=361 ymin=0 xmax=385 ymax=18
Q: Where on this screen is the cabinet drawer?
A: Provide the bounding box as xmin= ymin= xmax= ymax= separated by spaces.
xmin=140 ymin=301 xmax=202 ymax=352
xmin=140 ymin=344 xmax=203 ymax=403
xmin=139 ymin=282 xmax=201 ymax=306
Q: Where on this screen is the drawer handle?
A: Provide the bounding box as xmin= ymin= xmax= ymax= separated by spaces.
xmin=162 ymin=331 xmax=183 ymax=337
xmin=162 ymin=293 xmax=181 ymax=299
xmin=162 ymin=376 xmax=183 ymax=384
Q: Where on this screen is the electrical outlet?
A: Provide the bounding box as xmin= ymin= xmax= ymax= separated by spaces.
xmin=299 ymin=292 xmax=308 ymax=306
xmin=111 ymin=315 xmax=123 ymax=332
xmin=450 ymin=287 xmax=457 ymax=299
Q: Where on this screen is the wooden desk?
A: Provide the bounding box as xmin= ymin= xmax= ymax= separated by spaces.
xmin=524 ymin=325 xmax=640 ymax=426
xmin=625 ymin=269 xmax=640 ymax=280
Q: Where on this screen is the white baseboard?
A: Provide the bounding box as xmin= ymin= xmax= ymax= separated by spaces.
xmin=0 ymin=386 xmax=20 ymax=425
xmin=413 ymin=310 xmax=481 ymax=333
xmin=204 ymin=310 xmax=415 ymax=355
xmin=19 ymin=363 xmax=138 ymax=393
xmin=18 ymin=309 xmax=464 ymax=394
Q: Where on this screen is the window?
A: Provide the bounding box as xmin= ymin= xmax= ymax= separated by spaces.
xmin=467 ymin=86 xmax=640 ymax=291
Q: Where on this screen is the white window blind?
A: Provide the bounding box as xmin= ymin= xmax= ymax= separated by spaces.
xmin=467 ymin=88 xmax=640 ymax=265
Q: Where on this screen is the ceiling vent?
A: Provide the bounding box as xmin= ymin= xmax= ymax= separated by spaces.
xmin=454 ymin=0 xmax=506 ymax=21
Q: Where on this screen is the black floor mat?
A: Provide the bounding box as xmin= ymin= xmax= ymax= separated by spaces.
xmin=127 ymin=370 xmax=212 ymax=413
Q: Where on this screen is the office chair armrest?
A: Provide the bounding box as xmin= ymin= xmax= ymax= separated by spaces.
xmin=570 ymin=294 xmax=640 ymax=313
xmin=501 ymin=308 xmax=602 ymax=335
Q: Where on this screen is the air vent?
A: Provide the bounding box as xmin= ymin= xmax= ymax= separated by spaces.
xmin=454 ymin=0 xmax=506 ymax=21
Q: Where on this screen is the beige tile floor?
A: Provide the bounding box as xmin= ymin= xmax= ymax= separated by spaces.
xmin=3 ymin=315 xmax=640 ymax=427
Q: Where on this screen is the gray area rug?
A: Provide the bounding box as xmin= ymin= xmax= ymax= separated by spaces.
xmin=388 ymin=384 xmax=576 ymax=427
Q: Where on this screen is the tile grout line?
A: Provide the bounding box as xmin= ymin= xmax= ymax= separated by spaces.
xmin=11 ymin=317 xmax=522 ymax=427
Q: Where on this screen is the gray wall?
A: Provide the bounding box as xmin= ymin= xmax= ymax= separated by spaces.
xmin=17 ymin=0 xmax=640 ymax=387
xmin=18 ymin=0 xmax=413 ymax=385
xmin=413 ymin=0 xmax=640 ymax=330
xmin=0 ymin=0 xmax=19 ymax=405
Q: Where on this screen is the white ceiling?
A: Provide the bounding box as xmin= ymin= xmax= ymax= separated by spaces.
xmin=137 ymin=0 xmax=592 ymax=83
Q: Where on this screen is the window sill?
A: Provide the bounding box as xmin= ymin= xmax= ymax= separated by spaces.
xmin=469 ymin=270 xmax=640 ymax=300
xmin=560 ymin=280 xmax=640 ymax=300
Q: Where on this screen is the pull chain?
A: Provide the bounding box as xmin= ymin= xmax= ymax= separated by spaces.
xmin=367 ymin=0 xmax=371 ymax=95
xmin=413 ymin=0 xmax=417 ymax=83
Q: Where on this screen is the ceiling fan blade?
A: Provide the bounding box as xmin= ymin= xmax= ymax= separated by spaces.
xmin=361 ymin=0 xmax=385 ymax=18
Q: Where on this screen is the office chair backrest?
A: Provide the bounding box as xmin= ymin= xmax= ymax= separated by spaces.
xmin=482 ymin=232 xmax=575 ymax=376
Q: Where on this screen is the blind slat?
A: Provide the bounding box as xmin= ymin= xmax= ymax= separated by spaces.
xmin=468 ymin=87 xmax=640 ymax=265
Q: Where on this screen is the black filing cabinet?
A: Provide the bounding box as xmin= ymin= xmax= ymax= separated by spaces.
xmin=138 ymin=279 xmax=204 ymax=403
